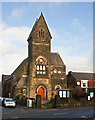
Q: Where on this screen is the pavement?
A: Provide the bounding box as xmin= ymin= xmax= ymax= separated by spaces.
xmin=16 ymin=104 xmax=58 ymax=111
xmin=1 ymin=102 xmax=95 ymax=119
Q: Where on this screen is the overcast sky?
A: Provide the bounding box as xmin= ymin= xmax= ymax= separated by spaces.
xmin=0 ymin=1 xmax=93 ymax=81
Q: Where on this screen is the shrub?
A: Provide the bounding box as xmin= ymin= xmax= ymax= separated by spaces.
xmin=16 ymin=93 xmax=22 ymax=100
xmin=71 ymin=87 xmax=85 ymax=99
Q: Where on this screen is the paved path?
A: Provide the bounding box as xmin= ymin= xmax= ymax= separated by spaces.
xmin=1 ymin=104 xmax=95 ymax=119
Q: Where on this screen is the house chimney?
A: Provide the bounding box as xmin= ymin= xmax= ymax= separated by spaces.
xmin=68 ymin=71 xmax=72 ymax=74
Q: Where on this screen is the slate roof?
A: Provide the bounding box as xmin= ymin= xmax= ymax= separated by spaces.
xmin=11 ymin=58 xmax=28 ymax=76
xmin=69 ymin=71 xmax=95 ymax=80
xmin=16 ymin=77 xmax=27 ymax=87
xmin=51 ymin=53 xmax=65 ymax=66
xmin=3 ymin=52 xmax=64 ymax=82
xmin=12 ymin=52 xmax=65 ymax=76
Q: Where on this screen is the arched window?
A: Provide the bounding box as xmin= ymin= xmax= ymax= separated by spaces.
xmin=39 ymin=29 xmax=45 ymax=38
xmin=36 ymin=56 xmax=47 ymax=75
xmin=58 ymin=70 xmax=61 ymax=74
xmin=43 ymin=31 xmax=44 ymax=38
xmin=54 ymin=69 xmax=57 ymax=73
xmin=55 ymin=85 xmax=62 ymax=90
xmin=39 ymin=30 xmax=40 ymax=37
xmin=41 ymin=29 xmax=42 ymax=37
xmin=37 ymin=65 xmax=39 ymax=70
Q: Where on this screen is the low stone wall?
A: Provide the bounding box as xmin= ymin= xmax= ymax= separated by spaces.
xmin=55 ymin=96 xmax=95 ymax=108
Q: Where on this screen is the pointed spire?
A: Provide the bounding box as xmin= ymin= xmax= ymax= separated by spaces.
xmin=41 ymin=12 xmax=43 ymax=16
xmin=39 ymin=12 xmax=44 ymax=19
xmin=27 ymin=12 xmax=52 ymax=41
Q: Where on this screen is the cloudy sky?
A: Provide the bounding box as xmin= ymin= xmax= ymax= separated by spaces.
xmin=0 ymin=1 xmax=93 ymax=81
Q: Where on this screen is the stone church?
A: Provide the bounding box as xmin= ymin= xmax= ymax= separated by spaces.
xmin=2 ymin=13 xmax=66 ymax=101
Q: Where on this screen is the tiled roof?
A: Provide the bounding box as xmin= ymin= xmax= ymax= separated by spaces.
xmin=69 ymin=71 xmax=95 ymax=80
xmin=51 ymin=53 xmax=65 ymax=66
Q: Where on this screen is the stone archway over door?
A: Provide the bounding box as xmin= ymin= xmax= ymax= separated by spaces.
xmin=38 ymin=87 xmax=45 ymax=100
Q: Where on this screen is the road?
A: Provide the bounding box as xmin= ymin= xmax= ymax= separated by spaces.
xmin=1 ymin=105 xmax=95 ymax=119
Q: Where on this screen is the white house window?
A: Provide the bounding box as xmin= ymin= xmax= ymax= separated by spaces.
xmin=77 ymin=81 xmax=80 ymax=86
xmin=81 ymin=80 xmax=88 ymax=88
xmin=90 ymin=92 xmax=94 ymax=98
xmin=54 ymin=70 xmax=57 ymax=73
xmin=43 ymin=66 xmax=45 ymax=70
xmin=37 ymin=65 xmax=39 ymax=70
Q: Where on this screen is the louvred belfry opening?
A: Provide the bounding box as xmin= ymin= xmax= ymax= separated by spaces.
xmin=38 ymin=87 xmax=45 ymax=100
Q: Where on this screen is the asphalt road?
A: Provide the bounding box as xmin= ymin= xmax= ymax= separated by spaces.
xmin=1 ymin=105 xmax=95 ymax=119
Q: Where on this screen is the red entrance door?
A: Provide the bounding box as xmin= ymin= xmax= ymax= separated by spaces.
xmin=38 ymin=87 xmax=45 ymax=100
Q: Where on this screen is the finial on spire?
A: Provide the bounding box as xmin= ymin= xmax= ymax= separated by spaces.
xmin=41 ymin=12 xmax=43 ymax=17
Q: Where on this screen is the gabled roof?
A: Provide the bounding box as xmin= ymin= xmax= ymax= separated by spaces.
xmin=3 ymin=52 xmax=65 ymax=82
xmin=51 ymin=53 xmax=65 ymax=66
xmin=11 ymin=57 xmax=28 ymax=76
xmin=68 ymin=71 xmax=95 ymax=80
xmin=28 ymin=12 xmax=52 ymax=41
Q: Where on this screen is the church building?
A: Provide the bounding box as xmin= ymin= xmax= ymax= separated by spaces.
xmin=2 ymin=13 xmax=66 ymax=101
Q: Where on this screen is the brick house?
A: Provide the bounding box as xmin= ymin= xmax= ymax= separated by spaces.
xmin=2 ymin=13 xmax=66 ymax=101
xmin=66 ymin=71 xmax=95 ymax=97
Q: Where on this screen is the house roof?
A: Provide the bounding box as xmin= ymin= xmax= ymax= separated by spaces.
xmin=51 ymin=53 xmax=65 ymax=66
xmin=68 ymin=71 xmax=95 ymax=80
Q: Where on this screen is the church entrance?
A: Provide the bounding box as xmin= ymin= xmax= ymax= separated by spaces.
xmin=38 ymin=87 xmax=45 ymax=100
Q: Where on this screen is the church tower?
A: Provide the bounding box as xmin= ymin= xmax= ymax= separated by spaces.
xmin=2 ymin=12 xmax=66 ymax=102
xmin=27 ymin=13 xmax=52 ymax=100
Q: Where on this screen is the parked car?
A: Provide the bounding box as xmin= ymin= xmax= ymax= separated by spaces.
xmin=3 ymin=98 xmax=16 ymax=108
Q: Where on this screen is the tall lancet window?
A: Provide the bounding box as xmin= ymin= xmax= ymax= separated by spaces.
xmin=43 ymin=31 xmax=44 ymax=38
xmin=39 ymin=29 xmax=44 ymax=38
xmin=41 ymin=29 xmax=42 ymax=37
xmin=39 ymin=30 xmax=40 ymax=37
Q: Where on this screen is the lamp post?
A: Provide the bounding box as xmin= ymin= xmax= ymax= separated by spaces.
xmin=9 ymin=93 xmax=10 ymax=98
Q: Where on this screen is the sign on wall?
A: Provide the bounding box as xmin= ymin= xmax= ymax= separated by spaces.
xmin=58 ymin=89 xmax=70 ymax=98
